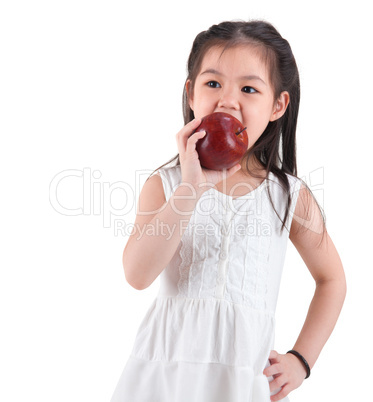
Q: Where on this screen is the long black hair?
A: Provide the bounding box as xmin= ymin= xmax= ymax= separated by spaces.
xmin=149 ymin=20 xmax=326 ymax=236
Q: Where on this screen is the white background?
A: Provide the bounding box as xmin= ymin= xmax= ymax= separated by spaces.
xmin=1 ymin=0 xmax=371 ymax=401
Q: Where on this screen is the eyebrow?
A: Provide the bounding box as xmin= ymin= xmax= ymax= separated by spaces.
xmin=200 ymin=68 xmax=267 ymax=86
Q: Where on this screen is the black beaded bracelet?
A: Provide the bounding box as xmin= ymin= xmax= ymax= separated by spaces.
xmin=287 ymin=350 xmax=311 ymax=379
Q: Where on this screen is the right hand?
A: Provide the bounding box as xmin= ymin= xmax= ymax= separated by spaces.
xmin=176 ymin=118 xmax=242 ymax=195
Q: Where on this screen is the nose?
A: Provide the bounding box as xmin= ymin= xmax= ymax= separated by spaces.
xmin=217 ymin=86 xmax=240 ymax=111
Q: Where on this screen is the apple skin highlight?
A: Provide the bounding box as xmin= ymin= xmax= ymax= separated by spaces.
xmin=194 ymin=112 xmax=248 ymax=170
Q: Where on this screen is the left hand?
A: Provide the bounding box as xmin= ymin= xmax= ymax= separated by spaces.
xmin=263 ymin=350 xmax=307 ymax=401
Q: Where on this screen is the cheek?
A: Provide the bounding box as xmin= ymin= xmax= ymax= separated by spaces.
xmin=191 ymin=98 xmax=215 ymax=118
xmin=244 ymin=108 xmax=270 ymax=134
xmin=243 ymin=107 xmax=272 ymax=146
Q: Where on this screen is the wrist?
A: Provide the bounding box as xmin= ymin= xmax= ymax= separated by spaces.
xmin=287 ymin=350 xmax=311 ymax=379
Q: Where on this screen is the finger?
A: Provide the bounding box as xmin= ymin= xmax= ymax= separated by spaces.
xmin=263 ymin=363 xmax=282 ymax=378
xmin=269 ymin=350 xmax=280 ymax=363
xmin=269 ymin=374 xmax=287 ymax=393
xmin=270 ymin=384 xmax=291 ymax=402
xmin=176 ymin=118 xmax=202 ymax=151
xmin=185 ymin=130 xmax=206 ymax=155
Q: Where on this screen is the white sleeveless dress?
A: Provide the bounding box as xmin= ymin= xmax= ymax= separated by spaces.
xmin=111 ymin=165 xmax=302 ymax=402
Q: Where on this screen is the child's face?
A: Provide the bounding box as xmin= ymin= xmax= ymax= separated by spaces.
xmin=187 ymin=45 xmax=289 ymax=151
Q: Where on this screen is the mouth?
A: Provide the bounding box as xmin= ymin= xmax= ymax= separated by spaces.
xmin=215 ymin=111 xmax=242 ymax=124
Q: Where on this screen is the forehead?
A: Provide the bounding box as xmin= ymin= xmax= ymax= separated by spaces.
xmin=198 ymin=44 xmax=270 ymax=79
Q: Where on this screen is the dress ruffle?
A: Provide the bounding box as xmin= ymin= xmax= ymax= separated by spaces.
xmin=111 ymin=297 xmax=289 ymax=401
xmin=110 ymin=165 xmax=301 ymax=402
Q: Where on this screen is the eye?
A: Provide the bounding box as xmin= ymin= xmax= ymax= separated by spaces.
xmin=206 ymin=81 xmax=221 ymax=88
xmin=242 ymin=86 xmax=257 ymax=94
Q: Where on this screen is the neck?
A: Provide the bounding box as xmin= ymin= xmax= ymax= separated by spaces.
xmin=239 ymin=156 xmax=266 ymax=177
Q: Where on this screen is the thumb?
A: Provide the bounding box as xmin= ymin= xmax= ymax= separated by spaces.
xmin=269 ymin=349 xmax=280 ymax=364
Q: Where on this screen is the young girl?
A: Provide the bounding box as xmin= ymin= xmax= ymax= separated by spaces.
xmin=111 ymin=20 xmax=346 ymax=402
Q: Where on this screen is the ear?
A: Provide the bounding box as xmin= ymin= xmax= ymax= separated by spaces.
xmin=269 ymin=91 xmax=290 ymax=122
xmin=185 ymin=79 xmax=194 ymax=111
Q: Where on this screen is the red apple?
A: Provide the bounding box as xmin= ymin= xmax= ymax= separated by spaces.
xmin=194 ymin=112 xmax=248 ymax=170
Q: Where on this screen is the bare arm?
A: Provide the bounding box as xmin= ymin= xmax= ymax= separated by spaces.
xmin=288 ymin=186 xmax=347 ymax=369
xmin=123 ymin=174 xmax=204 ymax=290
xmin=123 ymin=119 xmax=241 ymax=290
xmin=264 ymin=184 xmax=347 ymax=401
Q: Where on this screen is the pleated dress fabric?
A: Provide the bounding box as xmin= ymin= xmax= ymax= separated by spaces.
xmin=110 ymin=165 xmax=302 ymax=402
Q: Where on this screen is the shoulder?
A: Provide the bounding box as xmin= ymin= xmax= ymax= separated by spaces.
xmin=155 ymin=164 xmax=182 ymax=200
xmin=265 ymin=171 xmax=313 ymax=232
xmin=287 ymin=179 xmax=343 ymax=284
xmin=288 ymin=176 xmax=326 ymax=248
xmin=276 ymin=172 xmax=323 ymax=229
xmin=140 ymin=164 xmax=181 ymax=206
xmin=265 ymin=172 xmax=303 ymax=205
xmin=157 ymin=164 xmax=181 ymax=181
xmin=137 ymin=172 xmax=167 ymax=216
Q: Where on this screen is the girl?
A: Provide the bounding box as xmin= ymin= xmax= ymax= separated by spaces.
xmin=111 ymin=20 xmax=346 ymax=402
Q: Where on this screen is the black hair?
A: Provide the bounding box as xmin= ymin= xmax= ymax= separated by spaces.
xmin=149 ymin=19 xmax=326 ymax=238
